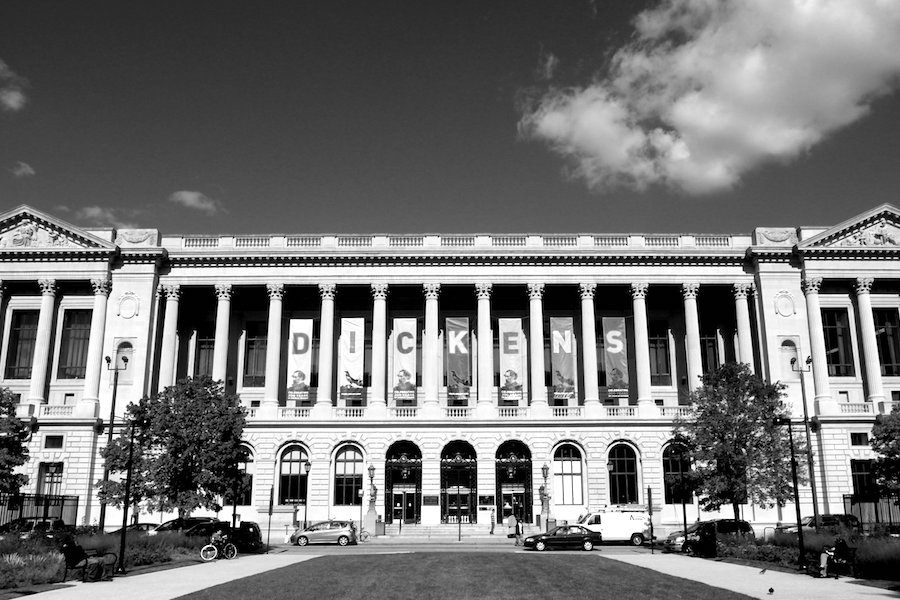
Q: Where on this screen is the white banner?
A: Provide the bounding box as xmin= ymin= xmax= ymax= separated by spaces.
xmin=286 ymin=319 xmax=314 ymax=405
xmin=498 ymin=318 xmax=525 ymax=405
xmin=338 ymin=318 xmax=365 ymax=405
xmin=550 ymin=317 xmax=578 ymax=403
xmin=392 ymin=318 xmax=417 ymax=406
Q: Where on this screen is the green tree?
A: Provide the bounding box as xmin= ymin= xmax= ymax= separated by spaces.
xmin=871 ymin=408 xmax=900 ymax=494
xmin=673 ymin=362 xmax=803 ymax=520
xmin=0 ymin=388 xmax=29 ymax=494
xmin=99 ymin=376 xmax=246 ymax=516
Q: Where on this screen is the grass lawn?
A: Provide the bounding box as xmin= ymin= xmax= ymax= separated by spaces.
xmin=175 ymin=552 xmax=753 ymax=600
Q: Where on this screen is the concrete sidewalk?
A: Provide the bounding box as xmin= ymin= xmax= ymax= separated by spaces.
xmin=28 ymin=552 xmax=319 ymax=600
xmin=603 ymin=552 xmax=898 ymax=600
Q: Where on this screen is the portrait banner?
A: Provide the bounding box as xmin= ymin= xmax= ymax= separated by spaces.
xmin=445 ymin=317 xmax=471 ymax=405
xmin=338 ymin=318 xmax=365 ymax=405
xmin=498 ymin=318 xmax=525 ymax=405
xmin=392 ymin=317 xmax=417 ymax=405
xmin=602 ymin=317 xmax=629 ymax=399
xmin=286 ymin=319 xmax=313 ymax=405
xmin=550 ymin=317 xmax=577 ymax=403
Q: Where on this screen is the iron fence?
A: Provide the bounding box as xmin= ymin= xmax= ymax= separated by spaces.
xmin=0 ymin=493 xmax=80 ymax=526
xmin=843 ymin=494 xmax=900 ymax=534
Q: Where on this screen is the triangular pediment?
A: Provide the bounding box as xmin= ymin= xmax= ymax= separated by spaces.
xmin=799 ymin=204 xmax=900 ymax=249
xmin=0 ymin=205 xmax=115 ymax=251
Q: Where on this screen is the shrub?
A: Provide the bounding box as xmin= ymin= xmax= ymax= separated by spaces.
xmin=78 ymin=532 xmax=206 ymax=568
xmin=0 ymin=551 xmax=64 ymax=589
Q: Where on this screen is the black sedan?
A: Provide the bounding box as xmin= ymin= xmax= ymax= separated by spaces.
xmin=524 ymin=525 xmax=603 ymax=551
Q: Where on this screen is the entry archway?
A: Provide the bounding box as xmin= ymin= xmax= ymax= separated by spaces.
xmin=440 ymin=441 xmax=477 ymax=524
xmin=495 ymin=440 xmax=532 ymax=522
xmin=385 ymin=441 xmax=422 ymax=524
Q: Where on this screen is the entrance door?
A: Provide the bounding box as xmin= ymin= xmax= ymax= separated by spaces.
xmin=500 ymin=485 xmax=526 ymax=520
xmin=392 ymin=488 xmax=419 ymax=524
xmin=392 ymin=491 xmax=406 ymax=523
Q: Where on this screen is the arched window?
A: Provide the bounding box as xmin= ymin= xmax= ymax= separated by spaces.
xmin=334 ymin=445 xmax=363 ymax=506
xmin=662 ymin=444 xmax=692 ymax=505
xmin=552 ymin=444 xmax=583 ymax=505
xmin=608 ymin=444 xmax=638 ymax=504
xmin=278 ymin=444 xmax=309 ymax=505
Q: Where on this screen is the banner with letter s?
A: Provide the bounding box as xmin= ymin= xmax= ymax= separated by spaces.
xmin=602 ymin=317 xmax=629 ymax=400
xmin=286 ymin=319 xmax=313 ymax=405
xmin=392 ymin=318 xmax=417 ymax=406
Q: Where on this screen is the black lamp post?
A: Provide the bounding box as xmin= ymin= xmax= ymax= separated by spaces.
xmin=303 ymin=460 xmax=311 ymax=529
xmin=775 ymin=416 xmax=806 ymax=569
xmin=99 ymin=354 xmax=128 ymax=531
xmin=541 ymin=463 xmax=550 ymax=531
xmin=678 ymin=446 xmax=690 ymax=546
xmin=791 ymin=355 xmax=820 ymax=533
xmin=606 ymin=460 xmax=615 ymax=504
xmin=116 ymin=416 xmax=141 ymax=574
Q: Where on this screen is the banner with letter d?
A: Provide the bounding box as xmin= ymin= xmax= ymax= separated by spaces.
xmin=286 ymin=319 xmax=313 ymax=405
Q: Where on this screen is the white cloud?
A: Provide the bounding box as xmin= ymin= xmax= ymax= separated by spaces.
xmin=168 ymin=190 xmax=223 ymax=215
xmin=75 ymin=206 xmax=139 ymax=229
xmin=0 ymin=60 xmax=27 ymax=113
xmin=9 ymin=162 xmax=34 ymax=178
xmin=519 ymin=0 xmax=900 ymax=194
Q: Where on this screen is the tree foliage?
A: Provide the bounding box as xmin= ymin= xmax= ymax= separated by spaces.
xmin=99 ymin=376 xmax=246 ymax=516
xmin=871 ymin=408 xmax=900 ymax=495
xmin=0 ymin=388 xmax=28 ymax=494
xmin=673 ymin=362 xmax=804 ymax=519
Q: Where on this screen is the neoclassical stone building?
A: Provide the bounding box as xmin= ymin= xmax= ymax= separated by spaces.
xmin=1 ymin=203 xmax=896 ymax=534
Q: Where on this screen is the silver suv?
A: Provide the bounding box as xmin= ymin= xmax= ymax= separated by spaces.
xmin=290 ymin=520 xmax=357 ymax=546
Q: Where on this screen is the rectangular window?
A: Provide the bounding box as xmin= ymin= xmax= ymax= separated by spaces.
xmin=242 ymin=321 xmax=267 ymax=387
xmin=874 ymin=308 xmax=900 ymax=376
xmin=850 ymin=432 xmax=869 ymax=446
xmin=648 ymin=321 xmax=671 ymax=386
xmin=37 ymin=462 xmax=63 ymax=496
xmin=822 ymin=308 xmax=855 ymax=377
xmin=195 ymin=334 xmax=215 ymax=378
xmin=57 ymin=309 xmax=92 ymax=379
xmin=552 ymin=458 xmax=583 ymax=505
xmin=851 ymin=459 xmax=876 ymax=499
xmin=5 ymin=310 xmax=39 ymax=379
xmin=700 ymin=332 xmax=719 ymax=374
xmin=44 ymin=435 xmax=64 ymax=449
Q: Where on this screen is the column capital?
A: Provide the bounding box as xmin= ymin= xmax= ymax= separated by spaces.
xmin=579 ymin=283 xmax=596 ymax=300
xmin=855 ymin=277 xmax=874 ymax=295
xmin=801 ymin=277 xmax=822 ymax=295
xmin=475 ymin=282 xmax=492 ymax=300
xmin=630 ymin=282 xmax=648 ymax=299
xmin=318 ymin=283 xmax=337 ymax=300
xmin=37 ymin=279 xmax=57 ymax=296
xmin=423 ymin=283 xmax=441 ymax=299
xmin=160 ymin=283 xmax=181 ymax=301
xmin=266 ymin=283 xmax=285 ymax=300
xmin=371 ymin=283 xmax=389 ymax=300
xmin=90 ymin=278 xmax=111 ymax=297
xmin=527 ymin=283 xmax=545 ymax=300
xmin=733 ymin=282 xmax=752 ymax=300
xmin=214 ymin=283 xmax=233 ymax=300
xmin=681 ymin=282 xmax=700 ymax=299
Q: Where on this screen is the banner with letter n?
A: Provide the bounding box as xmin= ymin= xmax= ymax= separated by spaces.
xmin=338 ymin=317 xmax=365 ymax=406
xmin=392 ymin=318 xmax=418 ymax=406
xmin=445 ymin=317 xmax=471 ymax=406
xmin=602 ymin=317 xmax=629 ymax=401
xmin=550 ymin=317 xmax=578 ymax=404
xmin=498 ymin=318 xmax=526 ymax=406
xmin=286 ymin=319 xmax=313 ymax=405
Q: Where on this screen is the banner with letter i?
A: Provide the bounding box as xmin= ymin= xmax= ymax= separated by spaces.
xmin=286 ymin=319 xmax=313 ymax=405
xmin=445 ymin=317 xmax=470 ymax=406
xmin=550 ymin=317 xmax=577 ymax=403
xmin=498 ymin=318 xmax=525 ymax=406
xmin=602 ymin=317 xmax=629 ymax=400
xmin=338 ymin=318 xmax=365 ymax=405
xmin=392 ymin=318 xmax=418 ymax=406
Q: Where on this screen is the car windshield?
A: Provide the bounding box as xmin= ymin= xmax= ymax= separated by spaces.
xmin=685 ymin=522 xmax=703 ymax=534
xmin=800 ymin=517 xmax=814 ymax=526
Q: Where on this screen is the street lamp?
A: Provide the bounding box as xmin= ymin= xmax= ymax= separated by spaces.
xmin=368 ymin=464 xmax=376 ymax=507
xmin=774 ymin=416 xmax=806 ymax=570
xmin=677 ymin=446 xmax=690 ymax=548
xmin=607 ymin=460 xmax=615 ymax=504
xmin=116 ymin=415 xmax=141 ymax=574
xmin=99 ymin=354 xmax=128 ymax=530
xmin=791 ymin=355 xmax=820 ymax=532
xmin=541 ymin=463 xmax=550 ymax=532
xmin=303 ymin=460 xmax=311 ymax=530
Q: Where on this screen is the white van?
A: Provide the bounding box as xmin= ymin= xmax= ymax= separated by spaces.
xmin=577 ymin=507 xmax=651 ymax=545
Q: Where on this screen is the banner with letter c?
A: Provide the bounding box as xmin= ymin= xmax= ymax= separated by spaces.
xmin=392 ymin=318 xmax=417 ymax=406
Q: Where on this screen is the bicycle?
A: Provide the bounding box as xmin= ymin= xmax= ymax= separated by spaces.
xmin=200 ymin=538 xmax=238 ymax=562
xmin=358 ymin=528 xmax=371 ymax=543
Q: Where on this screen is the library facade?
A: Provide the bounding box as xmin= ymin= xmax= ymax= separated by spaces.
xmin=1 ymin=203 xmax=897 ymax=534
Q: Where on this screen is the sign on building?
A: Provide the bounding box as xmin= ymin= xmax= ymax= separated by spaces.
xmin=338 ymin=317 xmax=365 ymax=406
xmin=498 ymin=318 xmax=525 ymax=406
xmin=392 ymin=318 xmax=417 ymax=406
xmin=445 ymin=317 xmax=470 ymax=406
xmin=286 ymin=319 xmax=313 ymax=405
xmin=603 ymin=317 xmax=629 ymax=400
xmin=550 ymin=317 xmax=577 ymax=404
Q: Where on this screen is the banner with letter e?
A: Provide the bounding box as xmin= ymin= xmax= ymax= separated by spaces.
xmin=498 ymin=318 xmax=525 ymax=406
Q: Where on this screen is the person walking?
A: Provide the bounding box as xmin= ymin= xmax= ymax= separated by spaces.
xmin=490 ymin=509 xmax=495 ymax=534
xmin=507 ymin=513 xmax=517 ymax=544
xmin=514 ymin=514 xmax=524 ymax=546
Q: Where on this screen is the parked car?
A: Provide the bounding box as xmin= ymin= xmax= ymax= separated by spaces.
xmin=523 ymin=525 xmax=603 ymax=552
xmin=290 ymin=520 xmax=357 ymax=546
xmin=0 ymin=517 xmax=72 ymax=541
xmin=664 ymin=519 xmax=754 ymax=553
xmin=109 ymin=522 xmax=157 ymax=536
xmin=776 ymin=514 xmax=860 ymax=534
xmin=148 ymin=516 xmax=219 ymax=536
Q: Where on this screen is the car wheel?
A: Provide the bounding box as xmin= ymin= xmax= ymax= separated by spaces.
xmin=296 ymin=536 xmax=309 ymax=547
xmin=684 ymin=542 xmax=694 ymax=555
xmin=582 ymin=540 xmax=594 ymax=551
xmin=630 ymin=533 xmax=644 ymax=546
xmin=535 ymin=540 xmax=547 ymax=551
xmin=338 ymin=535 xmax=349 ymax=546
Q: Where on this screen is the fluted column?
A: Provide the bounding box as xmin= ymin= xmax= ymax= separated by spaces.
xmin=579 ymin=283 xmax=601 ymax=416
xmin=370 ymin=284 xmax=389 ymax=415
xmin=315 ymin=284 xmax=336 ymax=411
xmin=734 ymin=283 xmax=755 ymax=373
xmin=28 ymin=279 xmax=57 ymax=404
xmin=802 ymin=277 xmax=833 ymax=411
xmin=263 ymin=283 xmax=285 ymax=411
xmin=631 ymin=282 xmax=653 ymax=412
xmin=157 ymin=284 xmax=181 ymax=391
xmin=855 ymin=278 xmax=885 ymax=403
xmin=682 ymin=283 xmax=703 ymax=390
xmin=422 ymin=284 xmax=441 ymax=415
xmin=211 ymin=284 xmax=233 ymax=382
xmin=81 ymin=278 xmax=111 ymax=405
xmin=527 ymin=284 xmax=549 ymax=413
xmin=475 ymin=283 xmax=494 ymax=415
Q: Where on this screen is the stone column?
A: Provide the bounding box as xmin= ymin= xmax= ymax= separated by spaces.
xmin=370 ymin=284 xmax=389 ymax=417
xmin=579 ymin=283 xmax=602 ymax=417
xmin=211 ymin=283 xmax=233 ymax=383
xmin=422 ymin=284 xmax=441 ymax=417
xmin=855 ymin=277 xmax=885 ymax=403
xmin=802 ymin=277 xmax=835 ymax=413
xmin=527 ymin=283 xmax=550 ymax=417
xmin=27 ymin=279 xmax=56 ymax=404
xmin=734 ymin=283 xmax=755 ymax=373
xmin=631 ymin=282 xmax=654 ymax=415
xmin=682 ymin=283 xmax=703 ymax=391
xmin=475 ymin=282 xmax=494 ymax=418
xmin=157 ymin=283 xmax=181 ymax=392
xmin=314 ymin=284 xmax=336 ymax=417
xmin=261 ymin=283 xmax=285 ymax=416
xmin=78 ymin=278 xmax=111 ymax=416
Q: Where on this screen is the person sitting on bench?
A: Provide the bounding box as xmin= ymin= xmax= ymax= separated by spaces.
xmin=819 ymin=537 xmax=850 ymax=578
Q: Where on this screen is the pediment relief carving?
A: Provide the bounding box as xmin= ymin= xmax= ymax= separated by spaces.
xmin=0 ymin=219 xmax=83 ymax=249
xmin=835 ymin=218 xmax=900 ymax=247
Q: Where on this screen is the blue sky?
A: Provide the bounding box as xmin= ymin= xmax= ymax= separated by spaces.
xmin=2 ymin=1 xmax=900 ymax=235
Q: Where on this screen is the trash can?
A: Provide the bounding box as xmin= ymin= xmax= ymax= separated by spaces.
xmin=547 ymin=518 xmax=557 ymax=530
xmin=375 ymin=517 xmax=385 ymax=536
